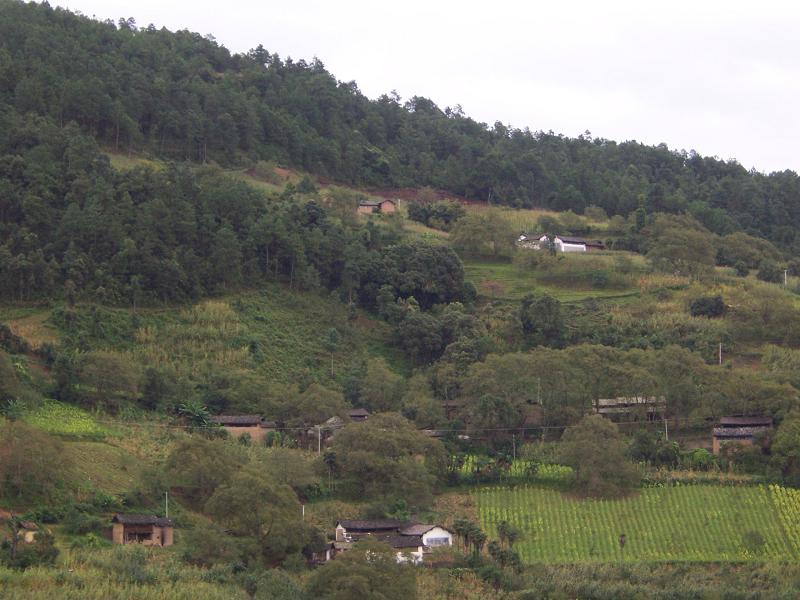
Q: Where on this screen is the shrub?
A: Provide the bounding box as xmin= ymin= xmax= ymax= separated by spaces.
xmin=63 ymin=508 xmax=106 ymax=535
xmin=182 ymin=525 xmax=241 ymax=567
xmin=742 ymin=530 xmax=765 ymax=554
xmin=0 ymin=323 xmax=29 ymax=354
xmin=69 ymin=533 xmax=110 ymax=550
xmin=734 ymin=261 xmax=749 ymax=277
xmin=0 ymin=421 xmax=71 ymax=502
xmin=0 ymin=530 xmax=59 ymax=569
xmin=757 ymin=260 xmax=784 ymax=284
xmin=251 ymin=160 xmax=283 ymax=184
xmin=108 ymin=546 xmax=156 ymax=585
xmin=689 ymin=295 xmax=726 ymax=318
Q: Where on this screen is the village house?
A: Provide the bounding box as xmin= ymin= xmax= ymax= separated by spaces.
xmin=517 ymin=234 xmax=606 ymax=253
xmin=335 ymin=519 xmax=407 ymax=542
xmin=712 ymin=416 xmax=773 ymax=455
xmin=594 ymin=396 xmax=666 ymax=422
xmin=357 ymin=198 xmax=397 ymax=214
xmin=111 ymin=514 xmax=174 ymax=547
xmin=348 ymin=408 xmax=370 ymax=422
xmin=211 ymin=415 xmax=275 ymax=443
xmin=333 ymin=519 xmax=453 ymax=564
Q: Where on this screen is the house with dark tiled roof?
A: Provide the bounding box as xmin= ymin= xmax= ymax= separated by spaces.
xmin=333 ymin=519 xmax=453 ymax=564
xmin=335 ymin=519 xmax=408 ymax=542
xmin=712 ymin=416 xmax=772 ymax=455
xmin=348 ymin=408 xmax=370 ymax=422
xmin=111 ymin=514 xmax=174 ymax=547
xmin=357 ymin=198 xmax=397 ymax=214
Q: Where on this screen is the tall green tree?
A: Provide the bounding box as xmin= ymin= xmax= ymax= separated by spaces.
xmin=559 ymin=415 xmax=639 ymax=498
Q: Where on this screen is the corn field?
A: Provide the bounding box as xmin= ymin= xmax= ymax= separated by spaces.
xmin=474 ymin=484 xmax=800 ymax=563
xmin=457 ymin=456 xmax=572 ymax=483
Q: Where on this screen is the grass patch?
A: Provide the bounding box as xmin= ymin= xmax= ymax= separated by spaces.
xmin=464 ymin=259 xmax=640 ymax=303
xmin=474 ymin=484 xmax=800 ymax=563
xmin=40 ymin=284 xmax=406 ymax=385
xmin=105 ymin=151 xmax=162 ymax=172
xmin=61 ymin=441 xmax=142 ymax=496
xmin=23 ymin=400 xmax=109 ymax=440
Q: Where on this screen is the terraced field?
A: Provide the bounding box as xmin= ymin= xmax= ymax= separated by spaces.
xmin=474 ymin=484 xmax=800 ymax=562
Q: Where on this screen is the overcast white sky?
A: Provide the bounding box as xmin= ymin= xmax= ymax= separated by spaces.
xmin=52 ymin=0 xmax=800 ymax=173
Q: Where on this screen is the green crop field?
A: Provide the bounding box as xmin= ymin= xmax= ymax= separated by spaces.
xmin=463 ymin=259 xmax=641 ymax=302
xmin=474 ymin=484 xmax=800 ymax=563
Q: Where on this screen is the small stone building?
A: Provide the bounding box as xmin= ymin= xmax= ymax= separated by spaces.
xmin=111 ymin=514 xmax=174 ymax=547
xmin=211 ymin=415 xmax=275 ymax=443
xmin=357 ymin=198 xmax=397 ymax=214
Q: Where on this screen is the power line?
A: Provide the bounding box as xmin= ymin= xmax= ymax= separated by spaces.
xmin=76 ymin=413 xmax=739 ymax=435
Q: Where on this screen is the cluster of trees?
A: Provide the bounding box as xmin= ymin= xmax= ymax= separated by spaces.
xmin=454 ymin=345 xmax=797 ymax=444
xmin=3 ymin=1 xmax=800 ymax=249
xmin=406 ymin=200 xmax=464 ymax=231
xmin=0 ymin=112 xmax=472 ymax=310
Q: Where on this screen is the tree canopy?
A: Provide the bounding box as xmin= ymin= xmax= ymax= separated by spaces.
xmin=2 ymin=0 xmax=800 ymax=255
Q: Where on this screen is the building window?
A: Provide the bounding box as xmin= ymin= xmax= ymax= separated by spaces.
xmin=426 ymin=537 xmax=449 ymax=546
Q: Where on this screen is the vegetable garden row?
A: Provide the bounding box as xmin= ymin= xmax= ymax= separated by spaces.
xmin=473 ymin=484 xmax=800 ymax=562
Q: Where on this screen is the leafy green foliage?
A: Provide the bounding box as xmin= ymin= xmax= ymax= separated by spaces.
xmin=689 ymin=295 xmax=726 ymax=318
xmin=407 ymin=201 xmax=465 ymax=231
xmin=331 ymin=413 xmax=446 ymax=508
xmin=518 ymin=293 xmax=564 ymax=347
xmin=306 ymin=539 xmax=417 ymax=600
xmin=558 ymin=415 xmax=639 ymax=498
xmin=0 ymin=420 xmax=72 ymax=502
xmin=450 ymin=209 xmax=517 ymax=259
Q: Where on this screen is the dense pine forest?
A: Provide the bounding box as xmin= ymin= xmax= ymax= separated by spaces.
xmin=2 ymin=0 xmax=800 ymax=251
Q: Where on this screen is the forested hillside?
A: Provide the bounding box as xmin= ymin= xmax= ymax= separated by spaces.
xmin=2 ymin=0 xmax=800 ymax=249
xmin=7 ymin=2 xmax=800 ymax=598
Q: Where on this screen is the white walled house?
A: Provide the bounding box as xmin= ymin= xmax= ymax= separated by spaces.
xmin=400 ymin=524 xmax=454 ymax=548
xmin=518 ymin=234 xmax=606 ymax=253
xmin=332 ymin=520 xmax=453 ymax=564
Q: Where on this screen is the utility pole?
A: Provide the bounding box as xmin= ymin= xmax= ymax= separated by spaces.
xmin=785 ymin=269 xmax=789 ymax=289
xmin=316 ymin=425 xmax=321 ymax=455
xmin=663 ymin=414 xmax=669 ymax=441
xmin=719 ymin=343 xmax=723 ymax=366
xmin=165 ymin=491 xmax=169 ymax=520
xmin=512 ymin=434 xmax=516 ymax=462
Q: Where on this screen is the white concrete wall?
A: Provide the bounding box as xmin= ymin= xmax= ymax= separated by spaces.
xmin=422 ymin=527 xmax=453 ymax=547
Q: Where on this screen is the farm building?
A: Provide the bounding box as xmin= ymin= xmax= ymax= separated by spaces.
xmin=594 ymin=396 xmax=666 ymax=422
xmin=712 ymin=416 xmax=773 ymax=455
xmin=111 ymin=514 xmax=174 ymax=547
xmin=357 ymin=198 xmax=397 ymax=214
xmin=333 ymin=519 xmax=453 ymax=564
xmin=348 ymin=408 xmax=370 ymax=422
xmin=211 ymin=415 xmax=276 ymax=442
xmin=335 ymin=519 xmax=408 ymax=542
xmin=518 ymin=234 xmax=606 ymax=253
